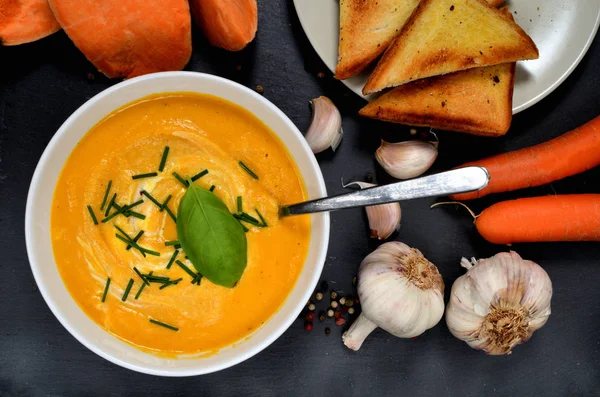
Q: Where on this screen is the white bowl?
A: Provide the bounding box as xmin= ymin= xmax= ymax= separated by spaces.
xmin=25 ymin=72 xmax=330 ymax=376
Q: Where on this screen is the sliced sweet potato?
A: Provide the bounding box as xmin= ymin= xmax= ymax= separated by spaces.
xmin=0 ymin=0 xmax=60 ymax=46
xmin=190 ymin=0 xmax=257 ymax=51
xmin=47 ymin=0 xmax=192 ymax=79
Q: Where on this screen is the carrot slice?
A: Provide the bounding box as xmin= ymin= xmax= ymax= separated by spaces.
xmin=476 ymin=195 xmax=600 ymax=244
xmin=47 ymin=0 xmax=192 ymax=79
xmin=0 ymin=0 xmax=60 ymax=46
xmin=190 ymin=0 xmax=257 ymax=51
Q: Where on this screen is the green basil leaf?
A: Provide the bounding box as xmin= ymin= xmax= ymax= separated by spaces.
xmin=176 ymin=182 xmax=247 ymax=288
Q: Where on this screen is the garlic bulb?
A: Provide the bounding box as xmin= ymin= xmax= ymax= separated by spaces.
xmin=305 ymin=96 xmax=343 ymax=153
xmin=446 ymin=251 xmax=552 ymax=355
xmin=343 ymin=242 xmax=445 ymax=350
xmin=342 ymin=181 xmax=401 ymax=240
xmin=375 ymin=139 xmax=438 ymax=179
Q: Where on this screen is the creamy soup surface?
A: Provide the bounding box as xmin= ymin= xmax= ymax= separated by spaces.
xmin=51 ymin=93 xmax=310 ymax=357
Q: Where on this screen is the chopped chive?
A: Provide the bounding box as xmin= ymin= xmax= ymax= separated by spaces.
xmin=166 ymin=250 xmax=179 ymax=269
xmin=159 ymin=278 xmax=183 ymax=289
xmin=191 ymin=169 xmax=209 ymax=182
xmin=239 ymin=161 xmax=259 ymax=179
xmin=140 ymin=248 xmax=160 ymax=257
xmin=127 ymin=211 xmax=146 ymax=220
xmin=172 ymin=172 xmax=189 ymax=187
xmin=233 ymin=213 xmax=261 ymax=227
xmin=241 ymin=212 xmax=260 ymax=223
xmin=237 ymin=196 xmax=243 ymax=212
xmin=209 ymin=185 xmax=216 ymax=192
xmin=144 ymin=275 xmax=171 ymax=282
xmin=237 ymin=219 xmax=249 ymax=232
xmin=105 ymin=193 xmax=117 ymax=216
xmin=100 ymin=181 xmax=112 ymax=211
xmin=121 ymin=278 xmax=134 ymax=301
xmin=160 ymin=195 xmax=172 ymax=212
xmin=126 ymin=230 xmax=144 ymax=250
xmin=132 ymin=172 xmax=158 ymax=180
xmin=255 ymin=209 xmax=268 ymax=227
xmin=141 ymin=190 xmax=163 ymax=209
xmin=102 ymin=200 xmax=144 ymax=223
xmin=164 ymin=204 xmax=177 ymax=223
xmin=149 ymin=319 xmax=179 ymax=331
xmin=164 ymin=240 xmax=179 ymax=246
xmin=158 ymin=146 xmax=169 ymax=172
xmin=135 ymin=271 xmax=152 ymax=299
xmin=101 ymin=277 xmax=111 ymax=302
xmin=133 ymin=267 xmax=150 ymax=286
xmin=192 ymin=273 xmax=203 ymax=285
xmin=175 ymin=260 xmax=197 ymax=280
xmin=114 ymin=234 xmax=146 ymax=257
xmin=87 ymin=205 xmax=99 ymax=225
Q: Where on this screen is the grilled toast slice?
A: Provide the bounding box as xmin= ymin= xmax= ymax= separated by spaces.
xmin=362 ymin=0 xmax=537 ymax=94
xmin=336 ymin=0 xmax=420 ymax=80
xmin=359 ymin=62 xmax=516 ymax=136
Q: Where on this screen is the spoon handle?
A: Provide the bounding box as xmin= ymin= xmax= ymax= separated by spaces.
xmin=281 ymin=166 xmax=489 ymax=216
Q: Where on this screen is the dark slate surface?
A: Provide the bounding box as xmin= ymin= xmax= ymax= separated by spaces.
xmin=1 ymin=2 xmax=599 ymax=396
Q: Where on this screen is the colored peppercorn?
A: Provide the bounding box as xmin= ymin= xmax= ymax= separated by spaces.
xmin=331 ymin=301 xmax=339 ymax=309
xmin=348 ymin=307 xmax=355 ymax=315
xmin=319 ymin=311 xmax=326 ymax=322
xmin=315 ymin=291 xmax=323 ymax=301
xmin=304 ymin=322 xmax=313 ymax=331
xmin=335 ymin=317 xmax=346 ymax=326
xmin=306 ymin=312 xmax=315 ymax=322
xmin=339 ymin=297 xmax=346 ymax=305
xmin=327 ymin=309 xmax=334 ymax=317
xmin=325 ymin=327 xmax=331 ymax=335
xmin=330 ymin=291 xmax=337 ymax=299
xmin=308 ymin=303 xmax=316 ymax=311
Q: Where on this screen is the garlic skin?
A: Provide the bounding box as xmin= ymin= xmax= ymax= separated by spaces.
xmin=375 ymin=139 xmax=438 ymax=179
xmin=343 ymin=181 xmax=401 ymax=239
xmin=446 ymin=251 xmax=552 ymax=355
xmin=305 ymin=96 xmax=343 ymax=154
xmin=343 ymin=242 xmax=445 ymax=350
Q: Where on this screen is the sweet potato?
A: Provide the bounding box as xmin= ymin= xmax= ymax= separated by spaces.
xmin=190 ymin=0 xmax=257 ymax=51
xmin=0 ymin=0 xmax=60 ymax=45
xmin=48 ymin=0 xmax=192 ymax=79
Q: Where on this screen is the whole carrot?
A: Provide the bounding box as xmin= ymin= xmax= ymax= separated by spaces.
xmin=475 ymin=195 xmax=600 ymax=244
xmin=451 ymin=115 xmax=600 ymax=201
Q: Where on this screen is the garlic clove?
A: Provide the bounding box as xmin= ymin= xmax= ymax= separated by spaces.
xmin=342 ymin=181 xmax=401 ymax=240
xmin=446 ymin=251 xmax=552 ymax=355
xmin=305 ymin=96 xmax=343 ymax=154
xmin=342 ymin=242 xmax=445 ymax=350
xmin=375 ymin=139 xmax=438 ymax=179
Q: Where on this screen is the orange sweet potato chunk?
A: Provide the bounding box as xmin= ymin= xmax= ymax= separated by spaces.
xmin=0 ymin=0 xmax=60 ymax=45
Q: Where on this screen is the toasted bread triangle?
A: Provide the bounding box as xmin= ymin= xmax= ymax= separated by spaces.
xmin=336 ymin=0 xmax=420 ymax=80
xmin=362 ymin=0 xmax=538 ymax=94
xmin=360 ymin=62 xmax=516 ymax=136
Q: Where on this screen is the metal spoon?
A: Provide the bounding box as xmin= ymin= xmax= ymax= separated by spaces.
xmin=280 ymin=166 xmax=489 ymax=217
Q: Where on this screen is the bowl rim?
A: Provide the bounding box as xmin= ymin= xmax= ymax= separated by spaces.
xmin=24 ymin=71 xmax=330 ymax=376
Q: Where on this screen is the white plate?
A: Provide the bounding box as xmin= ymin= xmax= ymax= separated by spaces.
xmin=293 ymin=0 xmax=600 ymax=114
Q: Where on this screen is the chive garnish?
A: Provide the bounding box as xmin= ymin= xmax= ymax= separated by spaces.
xmin=149 ymin=319 xmax=179 ymax=331
xmin=159 ymin=278 xmax=183 ymax=289
xmin=101 ymin=277 xmax=111 ymax=302
xmin=160 ymin=195 xmax=172 ymax=212
xmin=132 ymin=172 xmax=158 ymax=180
xmin=237 ymin=196 xmax=243 ymax=212
xmin=105 ymin=193 xmax=117 ymax=216
xmin=126 ymin=230 xmax=144 ymax=250
xmin=87 ymin=205 xmax=98 ymax=225
xmin=191 ymin=169 xmax=208 ymax=182
xmin=158 ymin=146 xmax=169 ymax=172
xmin=163 ymin=204 xmax=177 ymax=223
xmin=114 ymin=234 xmax=145 ymax=257
xmin=239 ymin=161 xmax=259 ymax=179
xmin=100 ymin=181 xmax=112 ymax=212
xmin=102 ymin=199 xmax=144 ymax=223
xmin=210 ymin=185 xmax=216 ymax=192
xmin=127 ymin=211 xmax=146 ymax=220
xmin=133 ymin=267 xmax=150 ymax=286
xmin=141 ymin=190 xmax=163 ymax=209
xmin=164 ymin=240 xmax=179 ymax=246
xmin=135 ymin=271 xmax=152 ymax=299
xmin=256 ymin=209 xmax=268 ymax=227
xmin=192 ymin=273 xmax=203 ymax=285
xmin=175 ymin=260 xmax=197 ymax=280
xmin=237 ymin=219 xmax=249 ymax=233
xmin=166 ymin=250 xmax=179 ymax=269
xmin=234 ymin=212 xmax=265 ymax=227
xmin=144 ymin=275 xmax=171 ymax=282
xmin=122 ymin=278 xmax=134 ymax=301
xmin=172 ymin=172 xmax=189 ymax=187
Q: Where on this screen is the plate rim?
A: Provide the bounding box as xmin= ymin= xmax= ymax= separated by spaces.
xmin=293 ymin=0 xmax=600 ymax=115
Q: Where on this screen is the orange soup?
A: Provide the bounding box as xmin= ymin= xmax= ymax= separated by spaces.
xmin=51 ymin=93 xmax=310 ymax=357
